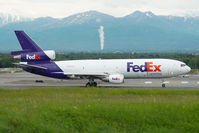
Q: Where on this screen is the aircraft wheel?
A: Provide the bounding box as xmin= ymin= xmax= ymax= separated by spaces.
xmin=93 ymin=82 xmax=97 ymax=87
xmin=86 ymin=82 xmax=91 ymax=87
xmin=86 ymin=82 xmax=97 ymax=87
xmin=162 ymin=83 xmax=166 ymax=88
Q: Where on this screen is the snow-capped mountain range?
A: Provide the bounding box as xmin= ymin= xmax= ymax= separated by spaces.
xmin=62 ymin=10 xmax=115 ymax=25
xmin=0 ymin=10 xmax=195 ymax=26
xmin=0 ymin=13 xmax=31 ymax=26
xmin=0 ymin=10 xmax=199 ymax=52
xmin=0 ymin=10 xmax=198 ymax=26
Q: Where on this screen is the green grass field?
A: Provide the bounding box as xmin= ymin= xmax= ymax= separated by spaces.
xmin=0 ymin=87 xmax=199 ymax=133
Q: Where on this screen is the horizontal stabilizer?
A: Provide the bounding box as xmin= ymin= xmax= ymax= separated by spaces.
xmin=13 ymin=63 xmax=47 ymax=70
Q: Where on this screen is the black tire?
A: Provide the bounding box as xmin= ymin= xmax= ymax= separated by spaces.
xmin=93 ymin=82 xmax=97 ymax=87
xmin=35 ymin=80 xmax=44 ymax=83
xmin=162 ymin=84 xmax=166 ymax=88
xmin=86 ymin=82 xmax=91 ymax=87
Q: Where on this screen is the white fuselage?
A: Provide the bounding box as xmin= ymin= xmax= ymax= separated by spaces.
xmin=55 ymin=59 xmax=191 ymax=79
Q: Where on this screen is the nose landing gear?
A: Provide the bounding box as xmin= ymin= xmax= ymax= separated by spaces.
xmin=161 ymin=79 xmax=166 ymax=88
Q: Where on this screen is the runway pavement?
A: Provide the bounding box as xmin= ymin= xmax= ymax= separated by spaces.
xmin=0 ymin=72 xmax=198 ymax=89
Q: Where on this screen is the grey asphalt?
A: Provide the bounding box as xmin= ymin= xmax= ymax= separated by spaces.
xmin=0 ymin=72 xmax=198 ymax=89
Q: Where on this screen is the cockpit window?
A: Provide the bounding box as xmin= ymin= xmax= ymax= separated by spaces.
xmin=181 ymin=64 xmax=186 ymax=67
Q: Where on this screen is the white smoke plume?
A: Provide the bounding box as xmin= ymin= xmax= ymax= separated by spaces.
xmin=98 ymin=26 xmax=104 ymax=50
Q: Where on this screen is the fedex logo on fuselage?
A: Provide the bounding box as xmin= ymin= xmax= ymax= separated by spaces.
xmin=26 ymin=54 xmax=40 ymax=60
xmin=127 ymin=62 xmax=161 ymax=72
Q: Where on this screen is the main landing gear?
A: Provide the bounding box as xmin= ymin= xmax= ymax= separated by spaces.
xmin=86 ymin=78 xmax=97 ymax=87
xmin=161 ymin=79 xmax=166 ymax=88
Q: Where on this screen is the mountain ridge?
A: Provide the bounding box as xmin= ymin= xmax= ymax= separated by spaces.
xmin=0 ymin=10 xmax=199 ymax=52
xmin=2 ymin=10 xmax=199 ymax=26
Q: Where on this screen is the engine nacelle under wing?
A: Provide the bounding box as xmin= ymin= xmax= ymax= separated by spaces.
xmin=103 ymin=74 xmax=124 ymax=84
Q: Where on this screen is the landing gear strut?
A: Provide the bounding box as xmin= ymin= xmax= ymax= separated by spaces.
xmin=86 ymin=78 xmax=97 ymax=87
xmin=161 ymin=79 xmax=166 ymax=88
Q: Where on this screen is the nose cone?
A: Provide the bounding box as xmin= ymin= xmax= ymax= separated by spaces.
xmin=185 ymin=66 xmax=191 ymax=73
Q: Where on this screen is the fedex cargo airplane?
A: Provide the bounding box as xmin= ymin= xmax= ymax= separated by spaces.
xmin=11 ymin=31 xmax=191 ymax=88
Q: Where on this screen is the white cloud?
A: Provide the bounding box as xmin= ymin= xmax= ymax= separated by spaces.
xmin=0 ymin=0 xmax=199 ymax=18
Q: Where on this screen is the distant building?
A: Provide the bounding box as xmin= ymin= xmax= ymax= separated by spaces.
xmin=192 ymin=53 xmax=199 ymax=56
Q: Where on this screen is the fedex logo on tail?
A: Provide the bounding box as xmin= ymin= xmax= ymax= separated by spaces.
xmin=26 ymin=54 xmax=40 ymax=60
xmin=127 ymin=62 xmax=161 ymax=72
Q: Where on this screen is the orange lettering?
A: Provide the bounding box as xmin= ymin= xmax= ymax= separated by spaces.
xmin=147 ymin=62 xmax=153 ymax=72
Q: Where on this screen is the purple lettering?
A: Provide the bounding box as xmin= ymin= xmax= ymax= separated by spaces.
xmin=127 ymin=62 xmax=133 ymax=72
xmin=133 ymin=65 xmax=139 ymax=72
xmin=140 ymin=63 xmax=147 ymax=72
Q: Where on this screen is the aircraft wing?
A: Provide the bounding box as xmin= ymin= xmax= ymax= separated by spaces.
xmin=13 ymin=63 xmax=47 ymax=70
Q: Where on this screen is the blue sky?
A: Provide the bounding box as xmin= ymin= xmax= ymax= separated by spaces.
xmin=0 ymin=0 xmax=199 ymax=18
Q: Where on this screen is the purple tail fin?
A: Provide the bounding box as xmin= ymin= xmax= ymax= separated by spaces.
xmin=14 ymin=31 xmax=42 ymax=52
xmin=11 ymin=31 xmax=51 ymax=62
